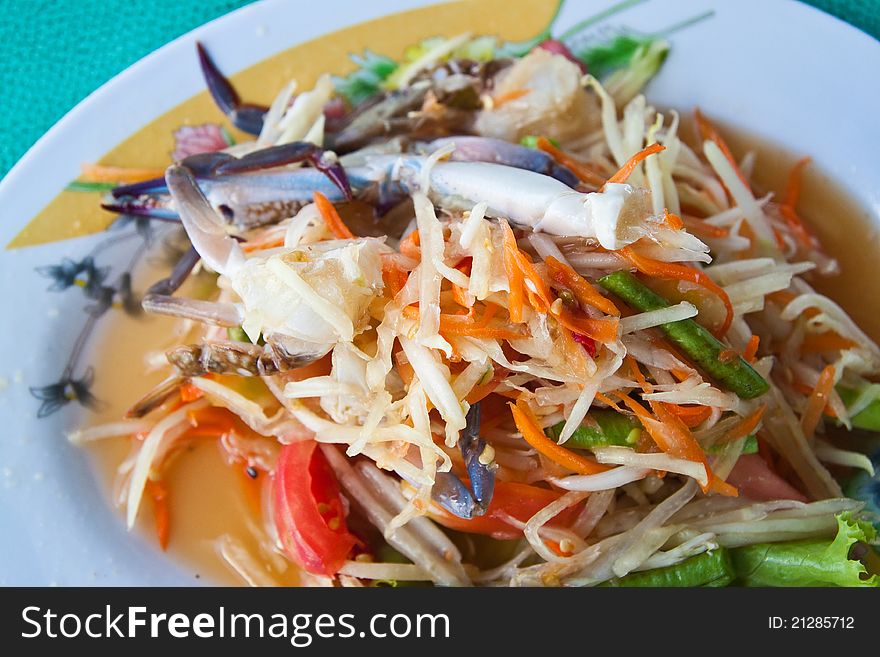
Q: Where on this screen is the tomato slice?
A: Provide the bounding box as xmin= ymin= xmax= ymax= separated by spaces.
xmin=428 ymin=481 xmax=580 ymax=540
xmin=726 ymin=454 xmax=808 ymax=503
xmin=273 ymin=441 xmax=356 ymax=576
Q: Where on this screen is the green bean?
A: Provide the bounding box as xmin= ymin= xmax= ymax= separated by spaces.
xmin=545 ymin=409 xmax=640 ymax=448
xmin=836 ymin=386 xmax=880 ymax=432
xmin=601 ymin=548 xmax=734 ymax=587
xmin=597 ymin=271 xmax=769 ymax=399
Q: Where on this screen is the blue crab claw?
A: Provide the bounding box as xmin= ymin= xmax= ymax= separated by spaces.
xmin=430 ymin=402 xmax=497 ymax=519
xmin=197 ymin=41 xmax=268 ymax=135
xmin=432 ymin=472 xmax=478 ymax=519
xmin=425 ymin=136 xmax=580 ymax=188
xmin=214 ymin=142 xmax=353 ymax=200
xmin=460 ymin=402 xmax=497 ymax=511
xmin=109 ymin=153 xmax=235 ymax=200
xmin=100 ymin=198 xmax=179 ymax=221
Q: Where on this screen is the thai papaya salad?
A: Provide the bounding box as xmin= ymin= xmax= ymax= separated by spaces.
xmin=71 ymin=15 xmax=879 ymax=587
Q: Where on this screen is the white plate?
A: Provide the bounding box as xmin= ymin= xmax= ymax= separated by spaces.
xmin=0 ymin=0 xmax=877 ymax=585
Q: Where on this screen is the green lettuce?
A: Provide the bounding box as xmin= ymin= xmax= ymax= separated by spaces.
xmin=731 ymin=513 xmax=879 ymax=587
xmin=333 ymin=50 xmax=399 ymax=106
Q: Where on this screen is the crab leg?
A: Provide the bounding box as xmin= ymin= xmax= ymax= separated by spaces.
xmin=197 ymin=42 xmax=268 ymax=135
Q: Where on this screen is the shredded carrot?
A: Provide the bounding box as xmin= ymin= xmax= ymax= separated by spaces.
xmin=620 ymin=246 xmax=733 ymax=336
xmin=313 ymin=191 xmax=355 ymax=239
xmin=399 ymin=230 xmax=421 ymax=260
xmin=382 ymin=260 xmax=409 ymax=298
xmin=604 ymin=142 xmax=666 ymax=186
xmin=242 ymin=235 xmax=285 ymax=253
xmin=511 ymin=249 xmax=553 ymax=312
xmin=535 ymin=137 xmax=606 ymax=187
xmin=736 ymin=221 xmax=757 ymax=259
xmin=626 ymin=356 xmax=653 ymax=393
xmin=402 ymin=305 xmax=526 ymax=341
xmin=801 ymin=365 xmax=836 ymax=439
xmin=800 ymin=331 xmax=858 ymax=354
xmin=694 ymin=108 xmax=750 ymax=190
xmin=663 ymin=210 xmax=685 ymax=231
xmin=179 ymin=382 xmax=205 ymax=403
xmin=146 ymin=480 xmax=171 ymax=550
xmin=452 ymin=257 xmax=473 ymax=308
xmin=545 ymin=256 xmax=620 ymax=316
xmin=79 ymin=163 xmax=165 ymax=184
xmin=717 ymin=405 xmax=767 ymax=444
xmin=510 ymin=398 xmax=609 ymax=474
xmin=670 ymin=368 xmax=691 ymax=383
xmin=595 ymin=391 xmax=625 ymax=413
xmin=708 ymin=478 xmax=739 ymax=497
xmin=617 ymin=393 xmax=720 ymax=494
xmin=777 ymin=157 xmax=816 ymax=247
xmin=492 ymin=88 xmax=530 ymax=106
xmin=553 ymin=307 xmax=620 ymax=343
xmin=663 ymin=403 xmax=712 ymax=428
xmin=744 ymin=335 xmax=760 ymax=362
xmin=501 ymin=222 xmax=525 ymax=323
xmin=783 ymin=156 xmax=810 ymax=208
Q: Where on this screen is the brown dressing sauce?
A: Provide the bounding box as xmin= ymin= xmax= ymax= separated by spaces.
xmin=83 ymin=121 xmax=879 ymax=585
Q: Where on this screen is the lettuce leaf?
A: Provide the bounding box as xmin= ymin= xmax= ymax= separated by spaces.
xmin=731 ymin=512 xmax=879 ymax=587
xmin=333 ymin=50 xmax=399 ymax=106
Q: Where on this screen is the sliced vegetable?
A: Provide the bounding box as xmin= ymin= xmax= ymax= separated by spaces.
xmin=510 ymin=399 xmax=609 ymax=474
xmin=725 ymin=453 xmax=807 ymax=502
xmin=730 ymin=512 xmax=879 ymax=587
xmin=273 ymin=441 xmax=357 ymax=576
xmin=619 ymin=246 xmax=733 ymax=336
xmin=598 ymin=271 xmax=769 ymax=399
xmin=545 ymin=409 xmax=640 ymax=449
xmin=601 ymin=548 xmax=734 ymax=587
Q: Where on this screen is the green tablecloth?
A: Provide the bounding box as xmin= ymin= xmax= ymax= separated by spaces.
xmin=0 ymin=0 xmax=876 ymax=178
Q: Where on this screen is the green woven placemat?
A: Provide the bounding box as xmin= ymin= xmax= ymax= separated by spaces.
xmin=0 ymin=0 xmax=876 ymax=178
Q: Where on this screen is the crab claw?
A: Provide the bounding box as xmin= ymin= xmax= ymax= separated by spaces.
xmin=165 ymin=164 xmax=245 ymax=276
xmin=100 ymin=198 xmax=179 ymax=221
xmin=432 ymin=472 xmax=478 ymax=519
xmin=109 ymin=152 xmax=235 ymax=200
xmin=459 ymin=402 xmax=497 ymax=511
xmin=197 ymin=41 xmax=268 ymax=135
xmin=426 ymin=136 xmax=580 ymax=188
xmin=214 ymin=142 xmax=353 ymax=201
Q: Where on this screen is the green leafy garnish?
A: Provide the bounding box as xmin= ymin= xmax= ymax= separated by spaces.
xmin=333 ymin=50 xmax=399 ymax=106
xmin=731 ymin=512 xmax=879 ymax=587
